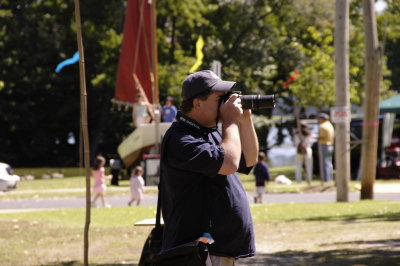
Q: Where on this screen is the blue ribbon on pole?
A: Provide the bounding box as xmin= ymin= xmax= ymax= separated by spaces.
xmin=55 ymin=51 xmax=79 ymax=73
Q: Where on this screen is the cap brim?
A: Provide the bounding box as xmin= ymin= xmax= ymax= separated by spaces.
xmin=210 ymin=80 xmax=236 ymax=92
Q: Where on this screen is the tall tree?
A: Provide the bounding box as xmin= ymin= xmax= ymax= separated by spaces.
xmin=360 ymin=0 xmax=381 ymax=199
xmin=0 ymin=1 xmax=79 ymax=166
xmin=0 ymin=0 xmax=125 ymax=166
xmin=1 ymin=0 xmax=396 ymax=167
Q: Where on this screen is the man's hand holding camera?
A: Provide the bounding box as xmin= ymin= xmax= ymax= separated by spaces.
xmin=220 ymin=93 xmax=258 ymax=167
xmin=219 ymin=93 xmax=244 ymax=125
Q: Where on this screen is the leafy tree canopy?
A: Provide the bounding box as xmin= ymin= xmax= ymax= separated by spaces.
xmin=0 ymin=0 xmax=397 ymax=166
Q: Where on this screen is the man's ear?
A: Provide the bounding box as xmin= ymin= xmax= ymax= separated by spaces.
xmin=193 ymin=98 xmax=202 ymax=111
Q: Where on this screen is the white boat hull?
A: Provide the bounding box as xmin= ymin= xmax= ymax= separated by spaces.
xmin=118 ymin=122 xmax=172 ymax=168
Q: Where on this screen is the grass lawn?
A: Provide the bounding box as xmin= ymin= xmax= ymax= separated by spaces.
xmin=1 ymin=166 xmax=400 ymax=265
xmin=0 ymin=201 xmax=399 ymax=265
xmin=3 ymin=166 xmax=399 ymax=200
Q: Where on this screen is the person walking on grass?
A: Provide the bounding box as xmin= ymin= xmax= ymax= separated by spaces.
xmin=109 ymin=154 xmax=121 ymax=186
xmin=253 ymin=152 xmax=270 ymax=204
xmin=128 ymin=165 xmax=145 ymax=206
xmin=91 ymin=155 xmax=112 ymax=208
xmin=294 ymin=122 xmax=315 ymax=185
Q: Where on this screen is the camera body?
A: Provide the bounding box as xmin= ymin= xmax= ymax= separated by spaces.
xmin=221 ymin=91 xmax=275 ymax=110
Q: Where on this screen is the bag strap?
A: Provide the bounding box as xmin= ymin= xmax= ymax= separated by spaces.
xmin=155 ymin=184 xmax=162 ymax=229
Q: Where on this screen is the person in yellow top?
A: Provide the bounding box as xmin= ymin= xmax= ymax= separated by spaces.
xmin=318 ymin=113 xmax=334 ymax=182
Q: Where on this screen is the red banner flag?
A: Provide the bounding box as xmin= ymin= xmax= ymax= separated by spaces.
xmin=114 ymin=0 xmax=154 ymax=105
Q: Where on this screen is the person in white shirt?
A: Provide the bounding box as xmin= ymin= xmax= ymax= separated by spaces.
xmin=294 ymin=123 xmax=315 ymax=185
xmin=128 ymin=166 xmax=145 ymax=206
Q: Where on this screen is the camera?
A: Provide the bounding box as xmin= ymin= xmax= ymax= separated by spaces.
xmin=221 ymin=91 xmax=275 ymax=110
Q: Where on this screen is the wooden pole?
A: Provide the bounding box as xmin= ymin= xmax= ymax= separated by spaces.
xmin=73 ymin=0 xmax=91 ymax=265
xmin=334 ymin=0 xmax=350 ymax=202
xmin=150 ymin=0 xmax=159 ymax=106
xmin=360 ymin=0 xmax=381 ymax=200
xmin=133 ymin=73 xmax=151 ymax=104
xmin=150 ymin=0 xmax=161 ymax=154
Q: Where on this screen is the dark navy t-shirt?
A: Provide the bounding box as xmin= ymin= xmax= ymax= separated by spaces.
xmin=254 ymin=161 xmax=270 ymax=187
xmin=160 ymin=118 xmax=256 ymax=259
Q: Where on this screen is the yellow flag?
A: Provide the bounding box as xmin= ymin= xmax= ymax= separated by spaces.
xmin=189 ymin=36 xmax=204 ymax=73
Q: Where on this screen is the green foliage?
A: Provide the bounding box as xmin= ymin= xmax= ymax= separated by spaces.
xmin=0 ymin=1 xmax=79 ymax=166
xmin=289 ymin=26 xmax=335 ymax=110
xmin=0 ymin=0 xmax=398 ymax=166
xmin=0 ymin=0 xmax=125 ymax=166
xmin=380 ymin=0 xmax=400 ymax=93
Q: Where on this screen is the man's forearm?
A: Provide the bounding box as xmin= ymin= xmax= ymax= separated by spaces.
xmin=219 ymin=121 xmax=241 ymax=175
xmin=239 ymin=117 xmax=258 ymax=166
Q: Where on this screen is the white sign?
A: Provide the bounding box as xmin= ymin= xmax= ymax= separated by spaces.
xmin=331 ymin=107 xmax=350 ymax=123
xmin=212 ymin=60 xmax=221 ymax=77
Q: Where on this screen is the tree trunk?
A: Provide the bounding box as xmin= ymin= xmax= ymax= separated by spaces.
xmin=360 ymin=0 xmax=381 ymax=200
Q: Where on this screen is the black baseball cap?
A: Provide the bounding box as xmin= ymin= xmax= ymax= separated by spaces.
xmin=181 ymin=70 xmax=236 ymax=100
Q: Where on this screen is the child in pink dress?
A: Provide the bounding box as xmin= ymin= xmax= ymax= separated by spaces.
xmin=128 ymin=166 xmax=145 ymax=206
xmin=91 ymin=155 xmax=112 ymax=208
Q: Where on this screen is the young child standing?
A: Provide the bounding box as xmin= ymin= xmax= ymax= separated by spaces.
xmin=128 ymin=166 xmax=145 ymax=206
xmin=91 ymin=155 xmax=112 ymax=208
xmin=253 ymin=152 xmax=270 ymax=204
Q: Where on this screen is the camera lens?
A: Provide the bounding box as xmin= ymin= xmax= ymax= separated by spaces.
xmin=240 ymin=95 xmax=275 ymax=109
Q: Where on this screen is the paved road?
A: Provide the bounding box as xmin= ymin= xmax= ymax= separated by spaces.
xmin=1 ymin=189 xmax=399 ymax=212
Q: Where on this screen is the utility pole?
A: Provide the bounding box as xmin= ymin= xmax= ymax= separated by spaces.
xmin=360 ymin=0 xmax=381 ymax=199
xmin=334 ymin=0 xmax=351 ymax=202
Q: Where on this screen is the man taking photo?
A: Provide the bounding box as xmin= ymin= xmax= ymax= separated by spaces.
xmin=159 ymin=70 xmax=259 ymax=265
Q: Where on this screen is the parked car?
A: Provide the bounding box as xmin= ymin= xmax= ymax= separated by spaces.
xmin=0 ymin=162 xmax=20 ymax=191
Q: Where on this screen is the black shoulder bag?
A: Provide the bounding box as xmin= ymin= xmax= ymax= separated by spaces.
xmin=138 ymin=132 xmax=209 ymax=266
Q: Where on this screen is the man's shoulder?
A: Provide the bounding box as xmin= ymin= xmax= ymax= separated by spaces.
xmin=321 ymin=121 xmax=330 ymax=130
xmin=164 ymin=122 xmax=187 ymax=137
xmin=323 ymin=121 xmax=334 ymax=132
xmin=163 ymin=122 xmax=202 ymax=145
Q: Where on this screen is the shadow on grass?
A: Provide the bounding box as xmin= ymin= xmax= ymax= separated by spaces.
xmin=44 ymin=239 xmax=400 ymax=266
xmin=288 ymin=212 xmax=400 ymax=223
xmin=41 ymin=240 xmax=400 ymax=266
xmin=238 ymin=238 xmax=400 ymax=266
